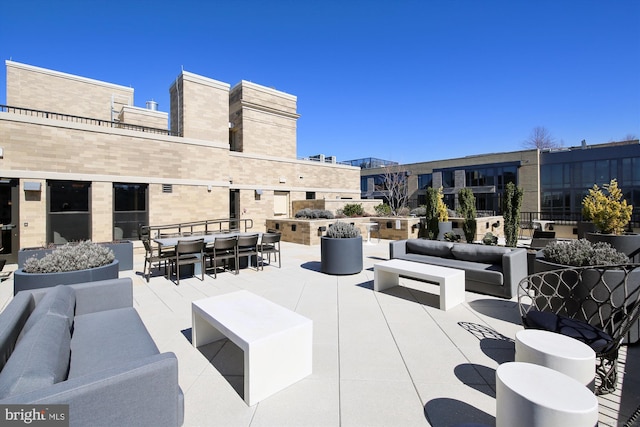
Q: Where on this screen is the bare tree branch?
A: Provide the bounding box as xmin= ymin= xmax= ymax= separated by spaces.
xmin=382 ymin=164 xmax=409 ymax=216
xmin=522 ymin=126 xmax=561 ymax=149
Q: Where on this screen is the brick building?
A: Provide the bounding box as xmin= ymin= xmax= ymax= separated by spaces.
xmin=0 ymin=61 xmax=361 ymax=261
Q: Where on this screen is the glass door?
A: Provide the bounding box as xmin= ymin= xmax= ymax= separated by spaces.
xmin=229 ymin=189 xmax=240 ymax=231
xmin=0 ymin=179 xmax=19 ymax=264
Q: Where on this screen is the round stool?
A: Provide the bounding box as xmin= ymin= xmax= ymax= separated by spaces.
xmin=496 ymin=362 xmax=598 ymax=427
xmin=515 ymin=329 xmax=596 ymax=390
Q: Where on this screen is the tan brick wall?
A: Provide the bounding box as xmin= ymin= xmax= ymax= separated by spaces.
xmin=20 ymin=180 xmax=47 ymax=247
xmin=148 ymin=184 xmax=229 ymax=227
xmin=92 ymin=182 xmax=113 ymax=242
xmin=119 ymin=106 xmax=168 ymax=129
xmin=229 ymin=81 xmax=298 ymax=158
xmin=6 ymin=61 xmax=133 ymax=122
xmin=170 ymin=72 xmax=230 ymax=142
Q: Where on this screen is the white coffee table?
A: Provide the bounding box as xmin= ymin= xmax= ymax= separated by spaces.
xmin=192 ymin=290 xmax=313 ymax=405
xmin=374 ymin=259 xmax=465 ymax=310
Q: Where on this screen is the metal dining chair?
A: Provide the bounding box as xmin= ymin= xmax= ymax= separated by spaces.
xmin=142 ymin=238 xmax=173 ymax=282
xmin=258 ymin=232 xmax=281 ymax=269
xmin=207 ymin=235 xmax=238 ymax=278
xmin=237 ymin=234 xmax=260 ymax=271
xmin=171 ymin=238 xmax=205 ymax=285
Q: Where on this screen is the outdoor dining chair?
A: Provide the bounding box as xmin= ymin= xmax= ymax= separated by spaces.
xmin=142 ymin=238 xmax=174 ymax=282
xmin=171 ymin=238 xmax=205 ymax=285
xmin=237 ymin=234 xmax=260 ymax=271
xmin=207 ymin=235 xmax=238 ymax=278
xmin=518 ymin=264 xmax=640 ymax=395
xmin=258 ymin=232 xmax=281 ymax=269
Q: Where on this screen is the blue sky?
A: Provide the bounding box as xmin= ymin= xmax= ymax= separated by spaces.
xmin=1 ymin=0 xmax=638 ymax=164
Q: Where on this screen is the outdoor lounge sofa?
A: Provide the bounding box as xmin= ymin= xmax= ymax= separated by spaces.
xmin=389 ymin=239 xmax=528 ymax=299
xmin=0 ymin=278 xmax=184 ymax=427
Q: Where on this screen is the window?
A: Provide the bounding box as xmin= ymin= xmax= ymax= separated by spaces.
xmin=441 ymin=170 xmax=455 ymax=187
xmin=417 ymin=173 xmax=432 ymax=190
xmin=114 ymin=183 xmax=148 ymax=240
xmin=306 ymin=192 xmax=316 ymax=200
xmin=48 ymin=180 xmax=91 ymax=244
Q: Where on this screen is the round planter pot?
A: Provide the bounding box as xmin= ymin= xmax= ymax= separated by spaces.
xmin=320 ymin=236 xmax=363 ymax=275
xmin=585 ymin=232 xmax=640 ymax=263
xmin=13 ymin=260 xmax=119 ymax=295
xmin=437 ymin=221 xmax=453 ymax=241
xmin=576 ymin=221 xmax=596 ymax=239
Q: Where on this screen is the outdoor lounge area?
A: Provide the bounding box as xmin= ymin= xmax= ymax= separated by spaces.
xmin=0 ymin=239 xmax=639 ymax=426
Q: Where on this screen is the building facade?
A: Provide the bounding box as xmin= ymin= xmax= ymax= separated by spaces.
xmin=0 ymin=61 xmax=361 ymax=261
xmin=356 ymin=140 xmax=640 ymax=222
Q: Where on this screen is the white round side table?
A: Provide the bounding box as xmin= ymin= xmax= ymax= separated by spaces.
xmin=515 ymin=329 xmax=596 ymax=390
xmin=496 ymin=362 xmax=599 ymax=427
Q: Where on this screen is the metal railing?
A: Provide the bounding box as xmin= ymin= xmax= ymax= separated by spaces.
xmin=0 ymin=104 xmax=179 ymax=136
xmin=140 ymin=218 xmax=254 ymax=239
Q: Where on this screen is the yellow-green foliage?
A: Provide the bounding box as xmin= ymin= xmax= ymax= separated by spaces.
xmin=582 ymin=179 xmax=633 ymax=235
xmin=436 ymin=187 xmax=448 ymax=222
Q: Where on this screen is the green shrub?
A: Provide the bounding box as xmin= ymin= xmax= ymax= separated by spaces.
xmin=542 ymin=239 xmax=629 ymax=267
xmin=375 ymin=203 xmax=392 ymax=216
xmin=294 ymin=208 xmax=334 ymax=219
xmin=342 ymin=203 xmax=364 ymax=217
xmin=482 ymin=232 xmax=498 ymax=246
xmin=23 ymin=241 xmax=115 ymax=273
xmin=457 ymin=188 xmax=477 ymax=243
xmin=410 ymin=206 xmax=426 ymax=216
xmin=326 ymin=222 xmax=361 ymax=238
xmin=443 ymin=231 xmax=461 ymax=242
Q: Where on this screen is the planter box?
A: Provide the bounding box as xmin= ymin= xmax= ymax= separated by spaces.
xmin=585 ymin=232 xmax=640 ymax=263
xmin=13 ymin=260 xmax=119 ymax=295
xmin=320 ymin=236 xmax=363 ymax=275
xmin=18 ymin=241 xmax=133 ymax=271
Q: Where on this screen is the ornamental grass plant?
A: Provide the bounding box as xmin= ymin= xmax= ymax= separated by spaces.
xmin=23 ymin=241 xmax=115 ymax=273
xmin=325 ymin=222 xmax=361 ymax=238
xmin=542 ymin=239 xmax=629 ymax=267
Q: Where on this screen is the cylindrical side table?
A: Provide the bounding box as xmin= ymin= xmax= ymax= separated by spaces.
xmin=496 ymin=362 xmax=598 ymax=427
xmin=515 ymin=329 xmax=596 ymax=390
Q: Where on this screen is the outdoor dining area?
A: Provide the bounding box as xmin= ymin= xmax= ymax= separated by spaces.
xmin=138 ymin=219 xmax=282 ymax=284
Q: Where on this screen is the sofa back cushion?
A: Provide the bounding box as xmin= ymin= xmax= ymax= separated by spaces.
xmin=406 ymin=240 xmax=454 ymax=258
xmin=0 ymin=292 xmax=36 ymax=372
xmin=18 ymin=285 xmax=75 ymax=342
xmin=0 ymin=314 xmax=71 ymax=398
xmin=451 ymin=244 xmax=509 ymax=264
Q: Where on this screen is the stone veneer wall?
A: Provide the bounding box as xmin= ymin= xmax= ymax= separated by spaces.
xmin=229 ymin=81 xmax=299 ymax=158
xmin=6 ymin=60 xmax=133 ymax=122
xmin=291 ymin=199 xmax=381 ymax=216
xmin=119 ymin=105 xmax=168 ymax=129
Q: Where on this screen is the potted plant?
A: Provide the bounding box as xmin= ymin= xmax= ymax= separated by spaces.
xmin=582 ymin=179 xmax=640 ymax=262
xmin=435 ymin=187 xmax=452 ymax=241
xmin=320 ymin=222 xmax=363 ymax=275
xmin=18 ymin=240 xmax=133 ymax=271
xmin=503 ymin=182 xmax=523 ymax=248
xmin=14 ymin=241 xmax=119 ymax=295
xmin=457 ymin=188 xmax=477 ymax=243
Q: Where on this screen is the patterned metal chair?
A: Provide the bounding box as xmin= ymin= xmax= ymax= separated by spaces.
xmin=518 ymin=264 xmax=640 ymax=394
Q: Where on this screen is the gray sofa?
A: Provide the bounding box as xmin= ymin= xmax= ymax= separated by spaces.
xmin=0 ymin=278 xmax=184 ymax=427
xmin=389 ymin=239 xmax=528 ymax=299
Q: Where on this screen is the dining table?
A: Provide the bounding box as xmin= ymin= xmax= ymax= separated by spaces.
xmin=153 ymin=232 xmax=262 ymax=276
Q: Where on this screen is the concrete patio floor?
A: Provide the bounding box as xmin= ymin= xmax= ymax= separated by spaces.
xmin=1 ymin=239 xmax=639 ymax=426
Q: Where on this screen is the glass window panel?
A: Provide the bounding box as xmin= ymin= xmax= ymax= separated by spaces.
xmin=114 ymin=183 xmax=147 ymax=211
xmin=49 ymin=181 xmax=90 ymax=212
xmin=582 ymin=161 xmax=595 ymax=186
xmin=595 ymin=160 xmax=609 ymax=186
xmin=418 ymin=173 xmax=432 ymax=189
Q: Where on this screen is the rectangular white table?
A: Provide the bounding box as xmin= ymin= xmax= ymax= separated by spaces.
xmin=192 ymin=290 xmax=313 ymax=405
xmin=374 ymin=259 xmax=465 ymax=310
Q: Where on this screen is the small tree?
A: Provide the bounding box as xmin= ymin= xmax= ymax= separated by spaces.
xmin=421 ymin=187 xmax=440 ymax=239
xmin=503 ymin=182 xmax=523 ymax=247
xmin=582 ymin=179 xmax=633 ymax=234
xmin=382 ymin=164 xmax=409 ymax=216
xmin=457 ymin=188 xmax=477 ymax=243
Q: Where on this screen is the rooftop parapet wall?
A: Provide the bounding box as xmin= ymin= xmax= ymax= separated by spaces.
xmin=6 ymin=60 xmax=134 ymax=122
xmin=119 ymin=105 xmax=168 ymax=129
